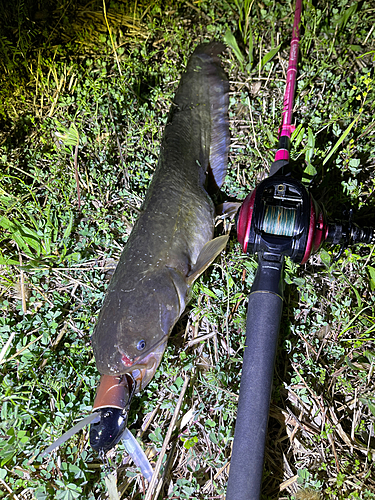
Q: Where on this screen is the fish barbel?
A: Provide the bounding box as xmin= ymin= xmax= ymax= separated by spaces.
xmin=91 ymin=42 xmax=230 ymax=384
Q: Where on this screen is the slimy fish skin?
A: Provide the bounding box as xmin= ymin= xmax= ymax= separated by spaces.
xmin=91 ymin=42 xmax=230 ymax=385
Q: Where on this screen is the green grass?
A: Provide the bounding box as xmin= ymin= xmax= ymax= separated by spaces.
xmin=1 ymin=0 xmax=375 ymax=499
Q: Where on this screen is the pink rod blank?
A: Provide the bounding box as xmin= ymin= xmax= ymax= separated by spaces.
xmin=277 ymin=0 xmax=302 ymax=149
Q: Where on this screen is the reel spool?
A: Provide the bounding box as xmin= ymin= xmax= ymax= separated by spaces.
xmin=237 ymin=175 xmax=374 ymax=264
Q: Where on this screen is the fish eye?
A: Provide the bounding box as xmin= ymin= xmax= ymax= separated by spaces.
xmin=136 ymin=340 xmax=146 ymax=351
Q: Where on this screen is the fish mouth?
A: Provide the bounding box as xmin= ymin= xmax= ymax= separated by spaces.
xmin=118 ymin=339 xmax=167 ymax=392
xmin=89 ymin=342 xmax=165 ymax=454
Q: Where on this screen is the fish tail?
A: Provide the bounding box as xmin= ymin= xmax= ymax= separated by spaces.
xmin=190 ymin=42 xmax=230 ymax=191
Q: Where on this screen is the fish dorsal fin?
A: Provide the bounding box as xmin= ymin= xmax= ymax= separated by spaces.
xmin=207 ymin=51 xmax=230 ymax=190
xmin=187 ymin=234 xmax=229 ymax=285
xmin=216 ymin=202 xmax=242 ymax=218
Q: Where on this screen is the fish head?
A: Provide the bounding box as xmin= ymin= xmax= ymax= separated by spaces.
xmin=92 ymin=268 xmax=186 ymax=376
xmin=92 ymin=306 xmax=171 ymax=377
xmin=127 ymin=339 xmax=168 ymax=391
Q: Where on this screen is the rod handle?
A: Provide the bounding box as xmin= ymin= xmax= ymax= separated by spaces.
xmin=226 ymin=257 xmax=283 ymax=500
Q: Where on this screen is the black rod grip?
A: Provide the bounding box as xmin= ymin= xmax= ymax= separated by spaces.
xmin=226 ymin=257 xmax=283 ymax=500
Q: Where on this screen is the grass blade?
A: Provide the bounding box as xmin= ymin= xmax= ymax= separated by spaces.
xmin=259 ymin=44 xmax=281 ymax=71
xmin=337 ymin=2 xmax=359 ymax=31
xmin=224 ymin=29 xmax=245 ymax=71
xmin=323 ymin=115 xmax=359 ymax=165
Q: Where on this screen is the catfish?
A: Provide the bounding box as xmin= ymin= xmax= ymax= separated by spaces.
xmin=42 ymin=42 xmax=231 ymax=464
xmin=91 ymin=41 xmax=230 ymax=387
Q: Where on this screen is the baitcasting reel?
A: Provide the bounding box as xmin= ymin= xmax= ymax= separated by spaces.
xmin=237 ymin=174 xmax=375 ymax=263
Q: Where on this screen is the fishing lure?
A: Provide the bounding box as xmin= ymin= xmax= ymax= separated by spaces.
xmin=42 ymin=373 xmax=154 ymax=481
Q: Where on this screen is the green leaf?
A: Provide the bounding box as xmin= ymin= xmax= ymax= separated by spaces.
xmin=303 ymin=126 xmax=317 ymax=180
xmin=55 ymin=483 xmax=82 ymax=500
xmin=174 ymin=376 xmax=184 ymax=389
xmin=181 ymin=436 xmax=198 ymax=450
xmin=359 ymin=398 xmax=375 ymax=418
xmin=345 ymin=356 xmax=363 ymax=371
xmin=0 ymin=215 xmax=15 ymax=230
xmin=63 ymin=212 xmax=74 ymax=240
xmin=55 ymin=122 xmax=80 ymax=148
xmin=0 ymin=253 xmax=19 ymax=265
xmin=367 ymin=266 xmax=375 ymax=290
xmin=8 ymin=232 xmax=32 ymax=257
xmin=17 ymin=225 xmax=42 ymax=255
xmin=293 ymin=277 xmax=305 ymax=287
xmin=348 ymin=44 xmax=362 ymax=52
xmin=66 ymin=123 xmax=79 ymax=147
xmin=265 ymin=126 xmax=277 ymax=145
xmin=259 ymin=44 xmax=281 ymax=70
xmin=50 ymin=209 xmax=59 ymax=242
xmin=297 ymin=467 xmax=310 ymax=484
xmin=200 ymin=285 xmax=218 ymax=299
xmin=43 ymin=224 xmax=52 ymax=255
xmin=323 ymin=115 xmax=359 ymax=165
xmin=340 ymin=272 xmax=362 ymax=309
xmin=34 ymin=487 xmax=48 ymax=500
xmin=337 ymin=2 xmax=359 ymax=31
xmin=319 ymin=248 xmax=331 ymax=268
xmin=224 ymin=29 xmax=245 ymax=70
xmin=247 ymin=24 xmax=254 ymax=69
xmin=305 ymin=127 xmax=315 ymax=163
xmin=149 ymin=426 xmax=163 ymax=443
xmin=0 ymin=447 xmax=16 ymax=466
xmin=304 ymin=162 xmax=317 ymax=177
xmin=17 ymin=430 xmax=29 ymax=443
xmin=209 ymin=431 xmax=218 ymax=444
xmin=291 ymin=124 xmax=305 ymax=149
xmin=1 ymin=216 xmax=43 ymax=257
xmin=363 ymin=350 xmax=375 ymax=363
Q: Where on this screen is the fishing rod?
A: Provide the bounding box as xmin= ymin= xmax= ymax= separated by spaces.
xmin=226 ymin=1 xmax=374 ymax=498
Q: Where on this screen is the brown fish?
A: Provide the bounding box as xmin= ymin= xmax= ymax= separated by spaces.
xmin=91 ymin=42 xmax=230 ymax=387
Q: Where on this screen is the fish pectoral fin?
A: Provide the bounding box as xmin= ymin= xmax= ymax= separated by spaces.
xmin=216 ymin=202 xmax=242 ymax=218
xmin=187 ymin=234 xmax=229 ymax=285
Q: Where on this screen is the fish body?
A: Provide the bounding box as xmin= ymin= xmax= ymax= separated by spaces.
xmin=42 ymin=43 xmax=229 ymax=463
xmin=92 ymin=42 xmax=229 ymax=382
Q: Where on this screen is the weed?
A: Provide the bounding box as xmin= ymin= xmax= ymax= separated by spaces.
xmin=1 ymin=0 xmax=375 ymax=499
